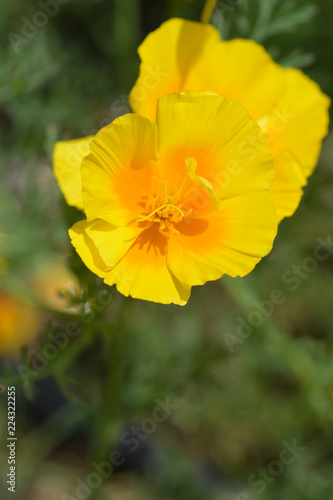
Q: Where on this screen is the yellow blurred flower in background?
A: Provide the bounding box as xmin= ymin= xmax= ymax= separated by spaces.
xmin=0 ymin=293 xmax=40 ymax=357
xmin=129 ymin=18 xmax=330 ymax=222
xmin=32 ymin=259 xmax=83 ymax=314
xmin=54 ymin=92 xmax=277 ymax=305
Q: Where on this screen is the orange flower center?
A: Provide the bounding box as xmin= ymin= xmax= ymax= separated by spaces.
xmin=137 ymin=174 xmax=192 ymax=237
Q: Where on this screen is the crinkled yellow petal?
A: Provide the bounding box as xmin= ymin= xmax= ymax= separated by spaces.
xmin=81 ymin=114 xmax=159 ymax=226
xmin=129 ymin=18 xmax=220 ymax=121
xmin=269 ymin=150 xmax=307 ymax=222
xmin=166 ymin=192 xmax=277 ymax=287
xmin=84 ymin=220 xmax=143 ymax=267
xmin=130 ymin=19 xmax=283 ymax=123
xmin=69 ymin=220 xmax=108 ymax=278
xmin=53 ymin=136 xmax=93 ymax=210
xmin=104 ymin=225 xmax=191 ymax=305
xmin=266 ymin=67 xmax=330 ymax=177
xmin=156 ymin=92 xmax=275 ymax=204
xmin=185 ymin=38 xmax=284 ymax=122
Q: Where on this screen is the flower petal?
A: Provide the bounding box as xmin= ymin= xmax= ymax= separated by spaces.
xmin=269 ymin=150 xmax=307 ymax=222
xmin=166 ymin=192 xmax=277 ymax=287
xmin=85 ymin=220 xmax=143 ymax=266
xmin=185 ymin=38 xmax=284 ymax=122
xmin=156 ymin=92 xmax=275 ymax=205
xmin=104 ymin=225 xmax=191 ymax=305
xmin=53 ymin=136 xmax=93 ymax=210
xmin=68 ymin=220 xmax=108 ymax=278
xmin=266 ymin=68 xmax=330 ymax=177
xmin=130 ymin=19 xmax=283 ymax=123
xmin=129 ymin=18 xmax=220 ymax=121
xmin=81 ymin=114 xmax=159 ymax=226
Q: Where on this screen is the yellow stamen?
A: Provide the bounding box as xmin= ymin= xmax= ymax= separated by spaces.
xmin=137 ymin=158 xmax=199 ymax=236
xmin=137 ymin=203 xmax=184 ymax=223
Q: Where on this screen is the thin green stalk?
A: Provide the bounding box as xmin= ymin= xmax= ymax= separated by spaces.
xmin=201 ymin=0 xmax=217 ymax=24
xmin=94 ymin=297 xmax=132 ymax=460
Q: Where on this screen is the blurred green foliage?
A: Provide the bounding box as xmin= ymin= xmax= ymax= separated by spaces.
xmin=1 ymin=1 xmax=333 ymax=499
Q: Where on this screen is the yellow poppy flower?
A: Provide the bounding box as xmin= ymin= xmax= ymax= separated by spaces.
xmin=53 ymin=92 xmax=277 ymax=305
xmin=129 ymin=18 xmax=330 ymax=222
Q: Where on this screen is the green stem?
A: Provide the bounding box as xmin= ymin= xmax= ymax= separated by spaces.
xmin=201 ymin=0 xmax=217 ymax=24
xmin=95 ymin=296 xmax=132 ymax=460
xmin=111 ymin=0 xmax=140 ymax=85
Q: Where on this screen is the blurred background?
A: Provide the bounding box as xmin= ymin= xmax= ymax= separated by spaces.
xmin=1 ymin=0 xmax=333 ymax=499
